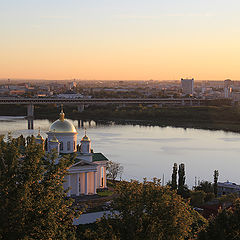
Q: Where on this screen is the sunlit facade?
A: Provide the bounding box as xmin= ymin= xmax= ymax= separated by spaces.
xmin=37 ymin=109 xmax=108 ymax=196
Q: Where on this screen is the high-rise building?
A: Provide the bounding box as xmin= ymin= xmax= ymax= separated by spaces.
xmin=181 ymin=78 xmax=194 ymax=96
xmin=224 ymin=79 xmax=232 ymax=98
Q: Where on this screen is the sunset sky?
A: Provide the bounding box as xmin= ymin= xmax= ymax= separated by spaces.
xmin=1 ymin=0 xmax=240 ymax=80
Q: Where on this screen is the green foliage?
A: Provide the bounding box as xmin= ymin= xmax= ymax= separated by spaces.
xmin=218 ymin=193 xmax=239 ymax=205
xmin=0 ymin=135 xmax=80 ymax=240
xmin=177 ymin=163 xmax=190 ymax=198
xmin=178 ymin=163 xmax=185 ymax=189
xmin=213 ymin=170 xmax=219 ymax=197
xmin=195 ymin=181 xmax=214 ymax=194
xmin=190 ymin=191 xmax=207 ymax=207
xmin=204 ymin=192 xmax=215 ymax=203
xmin=97 ymin=190 xmax=114 ymax=197
xmin=85 ymin=178 xmax=207 ymax=240
xmin=199 ymin=199 xmax=240 ymax=240
xmin=193 ymin=181 xmax=215 ymax=203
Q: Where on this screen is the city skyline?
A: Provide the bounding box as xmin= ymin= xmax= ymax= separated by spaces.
xmin=1 ymin=0 xmax=240 ymax=80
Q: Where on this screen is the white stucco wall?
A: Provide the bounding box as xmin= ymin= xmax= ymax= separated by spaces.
xmin=47 ymin=132 xmax=77 ymax=154
xmin=80 ymin=173 xmax=85 ymax=194
xmin=96 ymin=164 xmax=107 ymax=189
xmin=81 ymin=140 xmax=91 ymax=153
xmin=70 ymin=173 xmax=77 ymax=195
xmin=63 ymin=171 xmax=97 ymax=196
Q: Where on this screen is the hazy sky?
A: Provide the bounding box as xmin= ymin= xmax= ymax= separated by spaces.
xmin=1 ymin=0 xmax=240 ymax=80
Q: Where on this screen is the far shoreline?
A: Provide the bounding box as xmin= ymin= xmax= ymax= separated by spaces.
xmin=1 ymin=104 xmax=240 ymax=133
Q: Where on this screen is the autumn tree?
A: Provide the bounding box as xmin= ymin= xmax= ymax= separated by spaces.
xmin=199 ymin=199 xmax=240 ymax=240
xmin=87 ymin=178 xmax=207 ymax=240
xmin=0 ymin=135 xmax=80 ymax=240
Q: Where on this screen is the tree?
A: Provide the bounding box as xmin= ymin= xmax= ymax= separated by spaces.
xmin=190 ymin=191 xmax=206 ymax=207
xmin=195 ymin=181 xmax=214 ymax=193
xmin=106 ymin=161 xmax=124 ymax=181
xmin=171 ymin=163 xmax=178 ymax=190
xmin=199 ymin=199 xmax=240 ymax=240
xmin=177 ymin=163 xmax=190 ymax=198
xmin=194 ymin=181 xmax=215 ymax=203
xmin=0 ymin=135 xmax=80 ymax=240
xmin=213 ymin=170 xmax=219 ymax=197
xmin=178 ymin=163 xmax=186 ymax=189
xmin=218 ymin=193 xmax=239 ymax=206
xmin=87 ymin=178 xmax=207 ymax=240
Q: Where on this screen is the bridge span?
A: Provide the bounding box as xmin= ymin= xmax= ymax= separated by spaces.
xmin=0 ymin=97 xmax=205 ymax=105
xmin=0 ymin=97 xmax=206 ymax=129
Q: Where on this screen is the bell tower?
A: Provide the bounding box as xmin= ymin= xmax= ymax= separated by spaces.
xmin=80 ymin=129 xmax=91 ymax=154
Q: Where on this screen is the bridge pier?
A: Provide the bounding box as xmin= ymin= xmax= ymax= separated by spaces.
xmin=78 ymin=120 xmax=83 ymax=128
xmin=28 ymin=118 xmax=33 ymax=130
xmin=77 ymin=104 xmax=84 ymax=112
xmin=181 ymin=100 xmax=185 ymax=106
xmin=88 ymin=120 xmax=92 ymax=127
xmin=190 ymin=100 xmax=193 ymax=106
xmin=27 ymin=104 xmax=34 ymax=130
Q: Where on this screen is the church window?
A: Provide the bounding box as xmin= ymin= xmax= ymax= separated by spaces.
xmin=67 ymin=141 xmax=70 ymax=151
xmin=73 ymin=141 xmax=76 ymax=150
xmin=100 ymin=167 xmax=104 ymax=187
xmin=78 ymin=175 xmax=81 ymax=193
xmin=60 ymin=142 xmax=63 ymax=151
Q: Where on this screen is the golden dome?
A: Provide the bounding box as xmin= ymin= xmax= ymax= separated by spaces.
xmin=81 ymin=129 xmax=90 ymax=141
xmin=49 ymin=110 xmax=77 ymax=133
xmin=81 ymin=135 xmax=90 ymax=141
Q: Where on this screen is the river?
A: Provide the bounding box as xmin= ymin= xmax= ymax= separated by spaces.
xmin=0 ymin=116 xmax=240 ymax=187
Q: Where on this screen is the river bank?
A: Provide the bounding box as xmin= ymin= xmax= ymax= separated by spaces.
xmin=1 ymin=104 xmax=240 ymax=133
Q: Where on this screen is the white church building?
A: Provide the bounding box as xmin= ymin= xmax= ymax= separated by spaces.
xmin=36 ymin=109 xmax=108 ymax=196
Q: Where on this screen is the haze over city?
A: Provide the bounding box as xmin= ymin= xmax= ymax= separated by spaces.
xmin=1 ymin=0 xmax=240 ymax=80
xmin=3 ymin=1 xmax=240 ymax=239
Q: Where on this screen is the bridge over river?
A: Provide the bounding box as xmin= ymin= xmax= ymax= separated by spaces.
xmin=0 ymin=97 xmax=210 ymax=129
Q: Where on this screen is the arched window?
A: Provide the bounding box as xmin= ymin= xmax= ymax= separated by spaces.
xmin=67 ymin=141 xmax=70 ymax=151
xmin=78 ymin=175 xmax=81 ymax=193
xmin=100 ymin=167 xmax=104 ymax=187
xmin=60 ymin=142 xmax=63 ymax=151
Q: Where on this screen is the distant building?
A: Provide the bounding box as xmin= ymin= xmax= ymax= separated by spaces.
xmin=181 ymin=78 xmax=194 ymax=96
xmin=217 ymin=181 xmax=240 ymax=197
xmin=57 ymin=92 xmax=83 ymax=99
xmin=9 ymin=90 xmax=26 ymax=96
xmin=224 ymin=79 xmax=233 ymax=98
xmin=232 ymin=92 xmax=240 ymax=101
xmin=69 ymin=80 xmax=77 ymax=90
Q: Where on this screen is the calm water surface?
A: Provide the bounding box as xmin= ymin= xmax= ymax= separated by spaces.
xmin=1 ymin=116 xmax=240 ymax=187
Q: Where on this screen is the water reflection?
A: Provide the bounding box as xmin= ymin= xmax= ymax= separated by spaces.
xmin=0 ymin=118 xmax=240 ymax=187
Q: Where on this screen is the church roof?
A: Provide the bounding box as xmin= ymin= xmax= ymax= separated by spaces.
xmin=72 ymin=160 xmax=94 ymax=167
xmin=92 ymin=153 xmax=108 ymax=162
xmin=81 ymin=135 xmax=90 ymax=142
xmin=49 ymin=134 xmax=59 ymax=143
xmin=49 ymin=109 xmax=77 ymax=133
xmin=36 ymin=128 xmax=44 ymax=140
